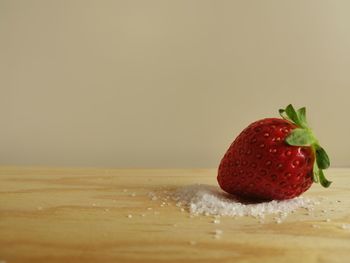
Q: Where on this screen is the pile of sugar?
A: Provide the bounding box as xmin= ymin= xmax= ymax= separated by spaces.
xmin=172 ymin=184 xmax=316 ymax=219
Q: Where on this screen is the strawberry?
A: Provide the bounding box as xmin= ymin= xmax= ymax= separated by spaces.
xmin=217 ymin=104 xmax=331 ymax=201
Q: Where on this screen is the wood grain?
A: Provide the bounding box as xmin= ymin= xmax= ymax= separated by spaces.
xmin=0 ymin=167 xmax=350 ymax=263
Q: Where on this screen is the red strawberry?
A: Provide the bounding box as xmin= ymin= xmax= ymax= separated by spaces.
xmin=217 ymin=104 xmax=331 ymax=201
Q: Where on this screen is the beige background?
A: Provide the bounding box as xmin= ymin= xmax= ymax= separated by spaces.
xmin=0 ymin=0 xmax=349 ymax=168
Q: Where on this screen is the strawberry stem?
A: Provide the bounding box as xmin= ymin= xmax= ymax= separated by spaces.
xmin=279 ymin=104 xmax=332 ymax=188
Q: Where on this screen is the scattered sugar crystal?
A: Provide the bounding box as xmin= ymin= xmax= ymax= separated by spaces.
xmin=148 ymin=192 xmax=158 ymax=201
xmin=312 ymin=224 xmax=320 ymax=228
xmin=123 ymin=189 xmax=128 ymax=192
xmin=213 ymin=229 xmax=223 ymax=240
xmin=213 ymin=219 xmax=220 ymax=224
xmin=214 ymin=229 xmax=223 ymax=235
xmin=172 ymin=184 xmax=316 ymax=219
xmin=92 ymin=203 xmax=97 ymax=207
xmin=147 ymin=207 xmax=153 ymax=210
xmin=180 ymin=208 xmax=185 ymax=212
xmin=306 ymin=207 xmax=314 ymax=212
xmin=104 ymin=208 xmax=109 ymax=212
xmin=131 ymin=193 xmax=136 ymax=197
xmin=325 ymin=218 xmax=331 ymax=222
xmin=141 ymin=214 xmax=146 ymax=217
xmin=127 ymin=214 xmax=132 ymax=218
xmin=341 ymin=224 xmax=350 ymax=230
xmin=274 ymin=217 xmax=282 ymax=224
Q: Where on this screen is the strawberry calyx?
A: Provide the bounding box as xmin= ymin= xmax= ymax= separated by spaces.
xmin=279 ymin=104 xmax=331 ymax=188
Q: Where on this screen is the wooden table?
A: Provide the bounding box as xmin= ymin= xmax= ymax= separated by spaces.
xmin=0 ymin=167 xmax=349 ymax=263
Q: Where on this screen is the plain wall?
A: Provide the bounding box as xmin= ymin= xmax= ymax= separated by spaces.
xmin=1 ymin=0 xmax=349 ymax=168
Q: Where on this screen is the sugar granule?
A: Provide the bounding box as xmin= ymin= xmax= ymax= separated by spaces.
xmin=214 ymin=229 xmax=223 ymax=235
xmin=172 ymin=184 xmax=316 ymax=219
xmin=213 ymin=229 xmax=223 ymax=239
xmin=341 ymin=224 xmax=350 ymax=230
xmin=212 ymin=219 xmax=220 ymax=224
xmin=148 ymin=192 xmax=158 ymax=201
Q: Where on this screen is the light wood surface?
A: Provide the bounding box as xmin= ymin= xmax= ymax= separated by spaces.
xmin=0 ymin=167 xmax=350 ymax=263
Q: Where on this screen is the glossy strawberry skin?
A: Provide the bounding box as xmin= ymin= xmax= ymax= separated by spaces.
xmin=217 ymin=118 xmax=314 ymax=200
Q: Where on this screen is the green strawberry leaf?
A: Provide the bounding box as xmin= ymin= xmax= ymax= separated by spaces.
xmin=278 ymin=104 xmax=332 ymax=190
xmin=297 ymin=107 xmax=307 ymax=128
xmin=313 ymin=159 xmax=331 ymax=187
xmin=286 ymin=128 xmax=316 ymax=146
xmin=286 ymin=104 xmax=305 ymax=127
xmin=315 ymin=146 xmax=330 ymax=169
xmin=279 ymin=109 xmax=292 ymax=122
xmin=280 ymin=104 xmax=332 ymax=189
xmin=285 ymin=104 xmax=299 ymax=122
xmin=318 ymin=169 xmax=332 ymax=188
xmin=313 ymin=161 xmax=319 ymax=183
